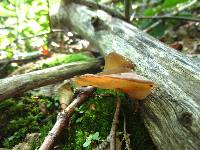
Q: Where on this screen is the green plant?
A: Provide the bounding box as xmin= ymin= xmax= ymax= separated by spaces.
xmin=0 ymin=0 xmax=49 ymax=56
xmin=0 ymin=94 xmax=57 ymax=148
xmin=83 ymin=132 xmax=100 ymax=148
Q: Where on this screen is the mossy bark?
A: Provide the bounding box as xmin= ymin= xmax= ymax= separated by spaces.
xmin=52 ymin=2 xmax=200 ymax=150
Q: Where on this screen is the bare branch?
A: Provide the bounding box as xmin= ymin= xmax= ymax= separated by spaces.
xmin=73 ymin=0 xmax=126 ymax=21
xmin=132 ymin=15 xmax=200 ymax=22
xmin=39 ymin=86 xmax=96 ymax=150
xmin=144 ymin=0 xmax=198 ymax=32
xmin=110 ymin=97 xmax=121 ymax=150
xmin=124 ymin=0 xmax=131 ymax=22
xmin=123 ymin=111 xmax=132 ymax=150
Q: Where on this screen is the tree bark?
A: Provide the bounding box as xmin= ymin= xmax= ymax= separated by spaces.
xmin=53 ymin=2 xmax=200 ymax=149
xmin=0 ymin=59 xmax=101 ymax=101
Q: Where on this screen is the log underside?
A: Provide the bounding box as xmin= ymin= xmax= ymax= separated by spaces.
xmin=54 ymin=2 xmax=200 ymax=150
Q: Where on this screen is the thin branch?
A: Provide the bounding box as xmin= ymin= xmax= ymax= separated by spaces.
xmin=47 ymin=0 xmax=52 ymax=32
xmin=123 ymin=110 xmax=132 ymax=150
xmin=110 ymin=97 xmax=121 ymax=150
xmin=0 ymin=51 xmax=43 ymax=74
xmin=73 ymin=0 xmax=126 ymax=21
xmin=144 ymin=0 xmax=198 ymax=32
xmin=0 ymin=27 xmax=15 ymax=30
xmin=0 ymin=62 xmax=10 ymax=72
xmin=94 ymin=135 xmax=110 ymax=150
xmin=132 ymin=15 xmax=200 ymax=22
xmin=0 ymin=15 xmax=16 ymax=18
xmin=1 ymin=29 xmax=66 ymax=51
xmin=94 ymin=97 xmax=121 ymax=150
xmin=0 ymin=51 xmax=42 ymax=66
xmin=39 ymin=86 xmax=96 ymax=150
xmin=124 ymin=0 xmax=131 ymax=22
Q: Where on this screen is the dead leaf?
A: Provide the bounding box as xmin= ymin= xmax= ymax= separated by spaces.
xmin=170 ymin=42 xmax=183 ymax=51
xmin=57 ymin=80 xmax=74 ymax=110
xmin=74 ymin=52 xmax=154 ymax=100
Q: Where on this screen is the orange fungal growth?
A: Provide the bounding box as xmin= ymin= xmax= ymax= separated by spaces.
xmin=74 ymin=52 xmax=154 ymax=100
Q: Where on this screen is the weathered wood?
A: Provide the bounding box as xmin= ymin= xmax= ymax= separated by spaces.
xmin=0 ymin=59 xmax=101 ymax=101
xmin=55 ymin=2 xmax=200 ymax=149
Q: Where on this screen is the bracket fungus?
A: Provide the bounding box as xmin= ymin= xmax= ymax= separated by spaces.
xmin=74 ymin=52 xmax=154 ymax=100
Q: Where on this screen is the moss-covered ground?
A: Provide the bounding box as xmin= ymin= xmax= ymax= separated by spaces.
xmin=0 ymin=90 xmax=155 ymax=150
xmin=0 ymin=94 xmax=58 ymax=148
xmin=0 ymin=53 xmax=155 ymax=149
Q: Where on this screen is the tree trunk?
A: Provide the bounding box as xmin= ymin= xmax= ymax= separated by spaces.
xmin=0 ymin=59 xmax=101 ymax=101
xmin=53 ymin=2 xmax=200 ymax=149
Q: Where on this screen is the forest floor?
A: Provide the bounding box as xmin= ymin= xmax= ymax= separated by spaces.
xmin=0 ymin=20 xmax=199 ymax=150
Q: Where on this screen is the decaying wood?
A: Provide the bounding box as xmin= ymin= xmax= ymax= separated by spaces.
xmin=39 ymin=86 xmax=96 ymax=150
xmin=54 ymin=2 xmax=200 ymax=149
xmin=0 ymin=59 xmax=101 ymax=101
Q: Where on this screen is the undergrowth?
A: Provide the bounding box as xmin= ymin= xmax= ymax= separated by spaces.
xmin=0 ymin=89 xmax=155 ymax=149
xmin=37 ymin=53 xmax=92 ymax=70
xmin=0 ymin=94 xmax=58 ymax=148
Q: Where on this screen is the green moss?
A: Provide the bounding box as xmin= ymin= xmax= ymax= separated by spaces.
xmin=37 ymin=53 xmax=92 ymax=70
xmin=0 ymin=89 xmax=155 ymax=149
xmin=62 ymin=89 xmax=118 ymax=150
xmin=31 ymin=118 xmax=56 ymax=150
xmin=61 ymin=89 xmax=155 ymax=150
xmin=122 ymin=98 xmax=156 ymax=150
xmin=0 ymin=94 xmax=58 ymax=149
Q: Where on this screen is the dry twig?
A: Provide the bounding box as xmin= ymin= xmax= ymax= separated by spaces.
xmin=110 ymin=98 xmax=121 ymax=150
xmin=39 ymin=86 xmax=96 ymax=150
xmin=144 ymin=0 xmax=198 ymax=32
xmin=73 ymin=0 xmax=126 ymax=21
xmin=132 ymin=15 xmax=200 ymax=22
xmin=94 ymin=97 xmax=121 ymax=150
xmin=123 ymin=111 xmax=132 ymax=150
xmin=124 ymin=0 xmax=131 ymax=22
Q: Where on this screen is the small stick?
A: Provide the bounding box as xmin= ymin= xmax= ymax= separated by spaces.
xmin=110 ymin=97 xmax=121 ymax=150
xmin=131 ymin=15 xmax=200 ymax=22
xmin=123 ymin=111 xmax=132 ymax=150
xmin=39 ymin=86 xmax=96 ymax=150
xmin=74 ymin=0 xmax=126 ymax=21
xmin=144 ymin=0 xmax=198 ymax=32
xmin=124 ymin=0 xmax=131 ymax=22
xmin=94 ymin=135 xmax=110 ymax=150
xmin=95 ymin=97 xmax=121 ymax=150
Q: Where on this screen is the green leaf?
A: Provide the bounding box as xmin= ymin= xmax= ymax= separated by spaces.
xmin=149 ymin=23 xmax=166 ymax=38
xmin=76 ymin=117 xmax=83 ymax=123
xmin=83 ymin=139 xmax=91 ymax=147
xmin=91 ymin=132 xmax=100 ymax=140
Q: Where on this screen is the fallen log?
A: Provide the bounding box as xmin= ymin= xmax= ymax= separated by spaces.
xmin=53 ymin=2 xmax=200 ymax=149
xmin=0 ymin=59 xmax=102 ymax=101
